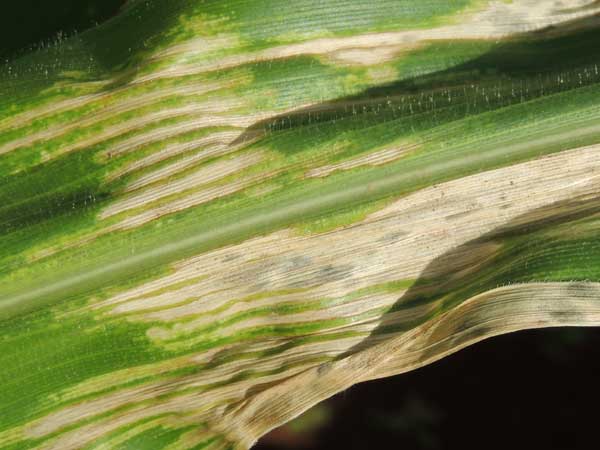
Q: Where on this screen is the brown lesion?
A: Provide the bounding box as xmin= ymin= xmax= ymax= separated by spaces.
xmin=222 ymin=195 xmax=600 ymax=447
xmin=340 ymin=193 xmax=600 ymax=365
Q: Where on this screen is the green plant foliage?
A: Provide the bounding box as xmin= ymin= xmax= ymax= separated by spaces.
xmin=2 ymin=1 xmax=600 ymax=449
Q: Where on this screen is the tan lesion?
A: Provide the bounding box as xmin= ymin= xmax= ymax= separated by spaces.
xmin=215 ymin=281 xmax=600 ymax=449
xmin=5 ymin=144 xmax=600 ymax=450
xmin=5 ymin=3 xmax=600 ymax=448
xmin=100 ymin=129 xmax=246 ymax=191
xmin=305 ymin=142 xmax=420 ymax=178
xmin=2 ymin=0 xmax=598 ymax=163
xmin=134 ymin=0 xmax=600 ymax=84
xmin=97 ymin=144 xmax=600 ymax=322
xmin=0 ymin=81 xmax=229 ymax=158
xmin=100 ymin=152 xmax=264 ymax=219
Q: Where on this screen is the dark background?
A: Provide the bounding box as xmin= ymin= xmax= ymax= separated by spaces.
xmin=0 ymin=0 xmax=126 ymax=60
xmin=4 ymin=2 xmax=600 ymax=449
xmin=258 ymin=327 xmax=600 ymax=450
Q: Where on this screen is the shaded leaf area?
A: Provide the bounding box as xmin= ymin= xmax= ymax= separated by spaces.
xmin=259 ymin=327 xmax=600 ymax=450
xmin=5 ymin=17 xmax=600 ymax=317
xmin=3 ymin=1 xmax=600 ymax=449
xmin=0 ymin=0 xmax=195 ymax=111
xmin=239 ymin=20 xmax=600 ymax=155
xmin=197 ymin=0 xmax=472 ymax=43
xmin=342 ymin=195 xmax=600 ymax=358
xmin=0 ymin=0 xmax=126 ymax=60
xmin=260 ymin=195 xmax=600 ymax=448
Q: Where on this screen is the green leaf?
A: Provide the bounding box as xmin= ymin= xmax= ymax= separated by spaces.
xmin=2 ymin=1 xmax=600 ymax=448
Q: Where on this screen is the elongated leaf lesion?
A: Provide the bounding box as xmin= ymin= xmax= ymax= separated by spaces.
xmin=2 ymin=1 xmax=600 ymax=449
